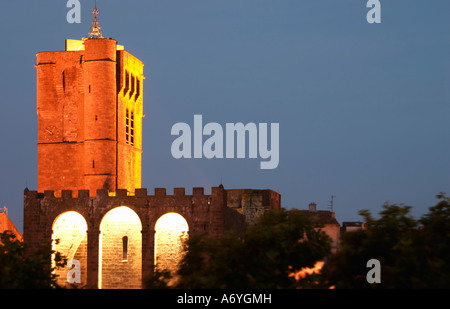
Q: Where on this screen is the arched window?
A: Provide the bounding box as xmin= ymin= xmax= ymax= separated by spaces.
xmin=52 ymin=211 xmax=88 ymax=286
xmin=154 ymin=213 xmax=189 ymax=275
xmin=99 ymin=206 xmax=142 ymax=289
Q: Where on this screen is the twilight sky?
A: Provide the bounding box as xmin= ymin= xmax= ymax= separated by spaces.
xmin=0 ymin=0 xmax=449 ymax=233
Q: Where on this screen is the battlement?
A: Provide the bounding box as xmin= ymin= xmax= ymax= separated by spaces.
xmin=23 ymin=185 xmax=227 ymax=236
xmin=24 ymin=187 xmax=223 ymax=200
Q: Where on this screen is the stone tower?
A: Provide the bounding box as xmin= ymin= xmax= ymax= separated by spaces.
xmin=36 ymin=21 xmax=144 ymax=196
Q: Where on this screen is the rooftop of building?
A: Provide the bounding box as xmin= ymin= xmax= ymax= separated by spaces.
xmin=298 ymin=203 xmax=340 ymax=226
xmin=0 ymin=210 xmax=23 ymax=242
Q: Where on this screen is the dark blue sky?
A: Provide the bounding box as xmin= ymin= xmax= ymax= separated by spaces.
xmin=0 ymin=1 xmax=449 ymax=233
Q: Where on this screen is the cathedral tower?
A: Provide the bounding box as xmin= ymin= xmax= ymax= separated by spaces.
xmin=36 ymin=8 xmax=144 ymax=196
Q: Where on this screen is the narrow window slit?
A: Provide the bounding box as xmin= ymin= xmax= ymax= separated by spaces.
xmin=62 ymin=71 xmax=66 ymax=92
xmin=122 ymin=236 xmax=128 ymax=261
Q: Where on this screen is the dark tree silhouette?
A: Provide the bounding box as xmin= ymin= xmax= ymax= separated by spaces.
xmin=0 ymin=231 xmax=67 ymax=289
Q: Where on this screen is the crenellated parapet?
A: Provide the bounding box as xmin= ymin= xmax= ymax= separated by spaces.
xmin=24 ymin=186 xmax=229 ymax=234
xmin=23 ymin=186 xmax=279 ymax=240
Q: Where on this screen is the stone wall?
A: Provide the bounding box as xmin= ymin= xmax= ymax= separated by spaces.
xmin=24 ymin=185 xmax=232 ymax=288
xmin=23 ymin=186 xmax=280 ymax=288
xmin=226 ymin=189 xmax=281 ymax=227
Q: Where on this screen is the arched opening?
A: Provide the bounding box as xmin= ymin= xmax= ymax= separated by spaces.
xmin=99 ymin=206 xmax=142 ymax=289
xmin=154 ymin=212 xmax=189 ymax=275
xmin=52 ymin=211 xmax=88 ymax=287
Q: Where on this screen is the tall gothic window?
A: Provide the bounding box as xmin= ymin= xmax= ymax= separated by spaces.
xmin=125 ymin=109 xmax=134 ymax=146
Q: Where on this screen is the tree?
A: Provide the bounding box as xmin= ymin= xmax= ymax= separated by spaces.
xmin=321 ymin=194 xmax=450 ymax=288
xmin=241 ymin=208 xmax=332 ymax=289
xmin=145 ymin=208 xmax=332 ymax=289
xmin=416 ymin=193 xmax=450 ymax=287
xmin=0 ymin=231 xmax=67 ymax=289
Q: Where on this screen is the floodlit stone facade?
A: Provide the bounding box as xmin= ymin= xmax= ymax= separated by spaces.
xmin=36 ymin=38 xmax=143 ymax=197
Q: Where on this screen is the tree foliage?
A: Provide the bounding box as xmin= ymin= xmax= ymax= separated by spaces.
xmin=145 ymin=208 xmax=332 ymax=289
xmin=0 ymin=231 xmax=67 ymax=289
xmin=321 ymin=194 xmax=450 ymax=288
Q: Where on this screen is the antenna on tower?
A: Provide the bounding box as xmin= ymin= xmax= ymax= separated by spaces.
xmin=88 ymin=0 xmax=103 ymax=39
xmin=328 ymin=195 xmax=335 ymax=212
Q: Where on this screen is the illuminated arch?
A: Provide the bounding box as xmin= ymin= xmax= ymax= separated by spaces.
xmin=99 ymin=206 xmax=142 ymax=289
xmin=52 ymin=211 xmax=88 ymax=286
xmin=154 ymin=212 xmax=189 ymax=274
